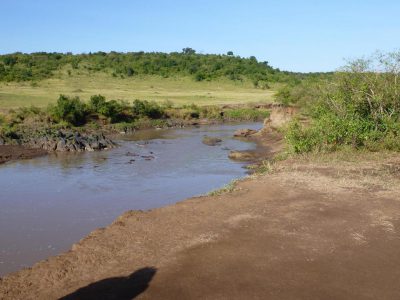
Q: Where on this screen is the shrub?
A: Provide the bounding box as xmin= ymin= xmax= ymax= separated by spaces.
xmin=132 ymin=99 xmax=165 ymax=119
xmin=194 ymin=72 xmax=206 ymax=81
xmin=50 ymin=95 xmax=88 ymax=126
xmin=98 ymin=100 xmax=127 ymax=123
xmin=0 ymin=124 xmax=20 ymax=140
xmin=89 ymin=94 xmax=107 ymax=112
xmin=275 ymin=86 xmax=292 ymax=106
xmin=89 ymin=95 xmax=129 ymax=123
xmin=285 ymin=51 xmax=400 ymax=153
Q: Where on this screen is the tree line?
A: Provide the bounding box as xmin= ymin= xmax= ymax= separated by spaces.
xmin=0 ymin=49 xmax=321 ymax=86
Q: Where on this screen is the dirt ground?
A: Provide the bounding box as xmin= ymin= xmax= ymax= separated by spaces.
xmin=0 ymin=145 xmax=47 ymax=164
xmin=1 ymin=146 xmax=400 ymax=299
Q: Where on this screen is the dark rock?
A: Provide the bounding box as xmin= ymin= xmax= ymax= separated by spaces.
xmin=202 ymin=136 xmax=222 ymax=146
xmin=141 ymin=155 xmax=155 ymax=160
xmin=90 ymin=141 xmax=100 ymax=150
xmin=233 ymin=129 xmax=257 ymax=138
xmin=85 ymin=144 xmax=94 ymax=152
xmin=126 ymin=152 xmax=138 ymax=157
xmin=56 ymin=139 xmax=67 ymax=152
xmin=228 ymin=150 xmax=255 ymax=161
xmin=8 ymin=128 xmax=116 ymax=153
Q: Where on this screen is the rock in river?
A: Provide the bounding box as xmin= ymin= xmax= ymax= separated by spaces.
xmin=233 ymin=128 xmax=257 ymax=137
xmin=202 ymin=136 xmax=222 ymax=146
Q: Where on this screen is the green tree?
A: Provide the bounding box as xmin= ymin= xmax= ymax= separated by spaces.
xmin=182 ymin=47 xmax=196 ymax=55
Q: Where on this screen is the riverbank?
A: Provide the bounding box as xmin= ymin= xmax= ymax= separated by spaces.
xmin=0 ymin=100 xmax=272 ymax=157
xmin=1 ymin=144 xmax=400 ymax=299
xmin=2 ymin=108 xmax=400 ymax=299
xmin=0 ymin=145 xmax=47 ymax=164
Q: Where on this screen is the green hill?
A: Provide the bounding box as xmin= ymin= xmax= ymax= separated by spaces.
xmin=0 ymin=50 xmax=328 ymax=109
xmin=0 ymin=49 xmax=304 ymax=83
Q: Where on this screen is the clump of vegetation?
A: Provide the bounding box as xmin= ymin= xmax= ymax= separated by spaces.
xmin=275 ymin=73 xmax=332 ymax=107
xmin=89 ymin=95 xmax=130 ymax=123
xmin=49 ymin=95 xmax=89 ymax=126
xmin=0 ymin=50 xmax=317 ymax=85
xmin=132 ymin=99 xmax=165 ymax=119
xmin=224 ymin=108 xmax=270 ymax=121
xmin=207 ymin=179 xmax=240 ymax=196
xmin=286 ymin=51 xmax=400 ymax=153
xmin=0 ymin=93 xmax=272 ymax=137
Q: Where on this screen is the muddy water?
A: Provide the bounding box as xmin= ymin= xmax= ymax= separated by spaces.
xmin=0 ymin=123 xmax=261 ymax=276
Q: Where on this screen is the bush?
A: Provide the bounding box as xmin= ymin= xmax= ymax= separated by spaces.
xmin=275 ymin=86 xmax=292 ymax=106
xmin=50 ymin=95 xmax=88 ymax=126
xmin=0 ymin=123 xmax=20 ymax=140
xmin=89 ymin=94 xmax=107 ymax=112
xmin=132 ymin=99 xmax=165 ymax=119
xmin=194 ymin=72 xmax=206 ymax=81
xmin=286 ymin=51 xmax=400 ymax=153
xmin=89 ymin=95 xmax=129 ymax=123
xmin=98 ymin=100 xmax=128 ymax=123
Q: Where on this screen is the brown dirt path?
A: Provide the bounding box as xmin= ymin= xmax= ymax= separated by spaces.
xmin=1 ymin=152 xmax=400 ymax=299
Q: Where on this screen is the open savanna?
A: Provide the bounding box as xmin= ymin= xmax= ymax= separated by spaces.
xmin=0 ymin=72 xmax=275 ymax=110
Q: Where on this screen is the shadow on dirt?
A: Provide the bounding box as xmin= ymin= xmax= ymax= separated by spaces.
xmin=58 ymin=267 xmax=157 ymax=300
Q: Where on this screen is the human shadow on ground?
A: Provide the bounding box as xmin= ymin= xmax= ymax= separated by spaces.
xmin=58 ymin=267 xmax=157 ymax=300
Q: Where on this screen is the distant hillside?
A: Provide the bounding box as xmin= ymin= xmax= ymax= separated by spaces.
xmin=0 ymin=49 xmax=324 ymax=86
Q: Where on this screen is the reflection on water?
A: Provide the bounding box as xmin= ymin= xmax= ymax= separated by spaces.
xmin=0 ymin=123 xmax=261 ymax=276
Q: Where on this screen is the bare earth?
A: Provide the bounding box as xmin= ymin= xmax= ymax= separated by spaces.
xmin=0 ymin=145 xmax=47 ymax=164
xmin=1 ymin=142 xmax=400 ymax=299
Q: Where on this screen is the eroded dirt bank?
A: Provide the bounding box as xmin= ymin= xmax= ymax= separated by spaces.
xmin=1 ymin=150 xmax=400 ymax=299
xmin=0 ymin=145 xmax=47 ymax=164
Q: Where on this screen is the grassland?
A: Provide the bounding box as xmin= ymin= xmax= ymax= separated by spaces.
xmin=0 ymin=70 xmax=276 ymax=110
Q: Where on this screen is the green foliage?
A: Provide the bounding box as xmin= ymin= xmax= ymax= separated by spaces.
xmin=165 ymin=103 xmax=201 ymax=120
xmin=286 ymin=51 xmax=400 ymax=153
xmin=98 ymin=100 xmax=128 ymax=123
xmin=89 ymin=95 xmax=129 ymax=123
xmin=194 ymin=72 xmax=206 ymax=81
xmin=49 ymin=95 xmax=89 ymax=126
xmin=0 ymin=51 xmax=317 ymax=84
xmin=132 ymin=117 xmax=167 ymax=129
xmin=2 ymin=93 xmax=274 ymax=132
xmin=224 ymin=108 xmax=270 ymax=121
xmin=275 ymin=86 xmax=292 ymax=106
xmin=89 ymin=94 xmax=107 ymax=112
xmin=182 ymin=47 xmax=196 ymax=55
xmin=0 ymin=124 xmax=19 ymax=139
xmin=275 ymin=73 xmax=332 ymax=107
xmin=132 ymin=99 xmax=165 ymax=119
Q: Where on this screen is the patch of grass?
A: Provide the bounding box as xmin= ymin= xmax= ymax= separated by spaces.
xmin=207 ymin=179 xmax=241 ymax=196
xmin=224 ymin=108 xmax=270 ymax=121
xmin=248 ymin=151 xmax=290 ymax=176
xmin=0 ymin=73 xmax=275 ymax=110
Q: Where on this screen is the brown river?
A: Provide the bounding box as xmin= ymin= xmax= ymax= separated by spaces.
xmin=0 ymin=123 xmax=261 ymax=276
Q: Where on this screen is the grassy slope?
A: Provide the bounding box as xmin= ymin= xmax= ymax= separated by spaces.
xmin=0 ymin=68 xmax=276 ymax=110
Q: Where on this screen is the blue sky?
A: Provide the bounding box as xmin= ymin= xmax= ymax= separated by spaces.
xmin=1 ymin=0 xmax=399 ymax=72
